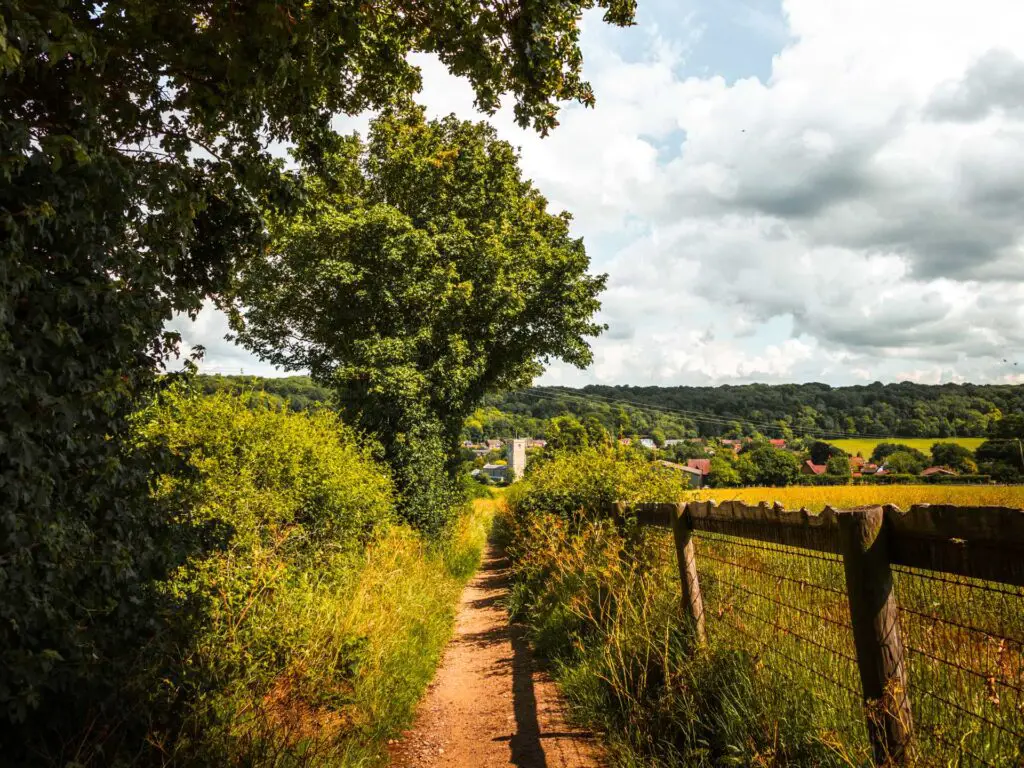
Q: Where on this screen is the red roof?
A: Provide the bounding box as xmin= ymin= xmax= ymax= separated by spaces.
xmin=803 ymin=460 xmax=827 ymax=475
xmin=921 ymin=466 xmax=957 ymax=476
xmin=769 ymin=439 xmax=787 ymax=447
xmin=850 ymin=456 xmax=865 ymax=467
xmin=687 ymin=459 xmax=712 ymax=475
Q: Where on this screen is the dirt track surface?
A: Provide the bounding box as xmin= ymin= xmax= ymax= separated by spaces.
xmin=388 ymin=542 xmax=604 ymax=768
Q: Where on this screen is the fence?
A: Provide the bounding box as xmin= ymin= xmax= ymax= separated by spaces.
xmin=606 ymin=500 xmax=1024 ymax=766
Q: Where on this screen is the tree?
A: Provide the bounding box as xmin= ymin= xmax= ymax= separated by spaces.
xmin=930 ymin=443 xmax=977 ymax=474
xmin=4 ymin=0 xmax=635 ymax=748
xmin=870 ymin=442 xmax=928 ymax=465
xmin=650 ymin=428 xmax=667 ymax=448
xmin=233 ymin=107 xmax=606 ymax=530
xmin=708 ymin=457 xmax=742 ymax=488
xmin=884 ymin=451 xmax=926 ymax=475
xmin=666 ymin=441 xmax=710 ymax=462
xmin=614 ymin=407 xmax=633 ymax=438
xmin=809 ymin=440 xmax=844 ymax=465
xmin=977 ymin=416 xmax=1024 ymax=480
xmin=582 ymin=416 xmax=611 ymax=446
xmin=742 ymin=446 xmax=801 ymax=486
xmin=826 ymin=455 xmax=851 ymax=477
xmin=547 ymin=416 xmax=591 ymax=453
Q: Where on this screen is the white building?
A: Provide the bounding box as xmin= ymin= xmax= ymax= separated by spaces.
xmin=507 ymin=438 xmax=528 ymax=481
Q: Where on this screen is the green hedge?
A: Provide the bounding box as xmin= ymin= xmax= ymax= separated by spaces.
xmin=14 ymin=388 xmax=398 ymax=765
xmin=507 ymin=445 xmax=691 ymax=520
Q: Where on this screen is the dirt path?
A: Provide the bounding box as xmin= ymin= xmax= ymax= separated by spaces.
xmin=388 ymin=540 xmax=604 ymax=768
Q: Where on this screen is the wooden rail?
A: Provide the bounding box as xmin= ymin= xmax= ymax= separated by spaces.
xmin=607 ymin=500 xmax=1024 ymax=766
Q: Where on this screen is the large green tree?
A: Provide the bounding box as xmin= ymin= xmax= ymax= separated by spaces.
xmin=233 ymin=107 xmax=606 ymax=530
xmin=2 ymin=0 xmax=634 ymax=750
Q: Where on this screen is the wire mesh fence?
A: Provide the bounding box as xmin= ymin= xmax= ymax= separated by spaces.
xmin=693 ymin=529 xmax=872 ymax=763
xmin=893 ymin=566 xmax=1024 ymax=766
xmin=613 ymin=500 xmax=1024 ymax=766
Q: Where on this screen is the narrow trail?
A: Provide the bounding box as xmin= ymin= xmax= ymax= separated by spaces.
xmin=388 ymin=539 xmax=604 ymax=768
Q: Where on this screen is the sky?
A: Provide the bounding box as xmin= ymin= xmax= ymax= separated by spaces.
xmin=173 ymin=0 xmax=1024 ymax=387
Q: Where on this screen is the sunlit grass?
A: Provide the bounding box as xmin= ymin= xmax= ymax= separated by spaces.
xmin=828 ymin=437 xmax=984 ymax=458
xmin=693 ymin=484 xmax=1024 ymax=510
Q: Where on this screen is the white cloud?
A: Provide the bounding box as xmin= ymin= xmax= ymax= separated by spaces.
xmin=176 ymin=0 xmax=1024 ymax=386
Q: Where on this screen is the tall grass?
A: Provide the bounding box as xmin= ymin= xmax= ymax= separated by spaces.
xmin=507 ymin=454 xmax=1024 ymax=767
xmin=164 ymin=498 xmax=495 ymax=766
xmin=502 ymin=508 xmax=853 ymax=767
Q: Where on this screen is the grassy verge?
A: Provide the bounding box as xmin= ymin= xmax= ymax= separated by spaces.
xmin=502 ymin=507 xmax=852 ymax=767
xmin=324 ymin=497 xmax=496 ymax=765
xmin=169 ymin=497 xmax=496 ymax=767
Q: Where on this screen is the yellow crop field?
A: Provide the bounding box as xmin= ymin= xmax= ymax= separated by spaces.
xmin=692 ymin=484 xmax=1024 ymax=510
xmin=828 ymin=436 xmax=985 ymax=457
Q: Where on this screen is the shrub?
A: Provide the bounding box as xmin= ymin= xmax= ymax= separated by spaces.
xmin=507 ymin=445 xmax=691 ymax=520
xmin=128 ymin=390 xmax=398 ymax=765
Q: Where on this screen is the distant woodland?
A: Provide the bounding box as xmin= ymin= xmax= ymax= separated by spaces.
xmin=196 ymin=376 xmax=1024 ymax=441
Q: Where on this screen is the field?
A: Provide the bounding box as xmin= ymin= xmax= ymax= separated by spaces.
xmin=828 ymin=436 xmax=984 ymax=457
xmin=693 ymin=483 xmax=1024 ymax=510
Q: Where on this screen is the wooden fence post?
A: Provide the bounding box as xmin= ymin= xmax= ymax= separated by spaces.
xmin=837 ymin=506 xmax=914 ymax=765
xmin=671 ymin=503 xmax=706 ymax=645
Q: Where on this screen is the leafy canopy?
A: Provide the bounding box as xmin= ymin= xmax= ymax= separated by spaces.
xmin=233 ymin=106 xmax=606 ymax=528
xmin=1 ymin=0 xmax=634 ymax=743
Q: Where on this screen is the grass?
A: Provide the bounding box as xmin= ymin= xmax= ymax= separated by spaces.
xmin=503 ymin=509 xmax=857 ymax=766
xmin=692 ymin=483 xmax=1024 ymax=510
xmin=167 ymin=498 xmax=496 ymax=767
xmin=504 ymin=471 xmax=1024 ymax=767
xmin=828 ymin=437 xmax=985 ymax=458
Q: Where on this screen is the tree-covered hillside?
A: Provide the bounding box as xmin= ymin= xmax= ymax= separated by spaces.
xmin=214 ymin=377 xmax=1024 ymax=441
xmin=486 ymin=382 xmax=1024 ymax=439
xmin=195 ymin=374 xmax=333 ymax=411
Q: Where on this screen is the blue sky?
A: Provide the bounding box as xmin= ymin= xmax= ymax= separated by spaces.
xmin=175 ymin=0 xmax=1024 ymax=387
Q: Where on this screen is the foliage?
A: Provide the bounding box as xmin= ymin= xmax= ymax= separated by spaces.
xmin=736 ymin=445 xmax=801 ymax=487
xmin=707 ymin=456 xmax=742 ymax=488
xmin=809 ymin=440 xmax=844 ymax=465
xmin=930 ymin=442 xmax=977 ymax=474
xmin=825 ymin=454 xmax=851 ymax=477
xmin=2 ymin=0 xmax=638 ymax=741
xmin=488 ymin=382 xmax=1024 ymax=439
xmin=976 ymin=417 xmax=1024 ymax=481
xmin=665 ymin=441 xmax=711 ymax=462
xmin=870 ymin=442 xmax=929 ymax=465
xmin=195 ymin=374 xmax=334 ymax=411
xmin=507 ymin=445 xmax=691 ymax=521
xmin=165 ymin=495 xmax=496 ymax=767
xmin=546 ymin=414 xmax=592 ymax=452
xmin=501 ymin=508 xmax=849 ymax=766
xmin=233 ymin=106 xmax=606 ymax=531
xmin=883 ymin=450 xmax=927 ymax=475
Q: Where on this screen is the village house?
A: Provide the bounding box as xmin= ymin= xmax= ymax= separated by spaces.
xmin=801 ymin=460 xmax=827 ymax=476
xmin=921 ymin=466 xmax=957 ymax=477
xmin=686 ymin=458 xmax=712 ymax=477
xmin=476 ymin=463 xmax=507 ymax=482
